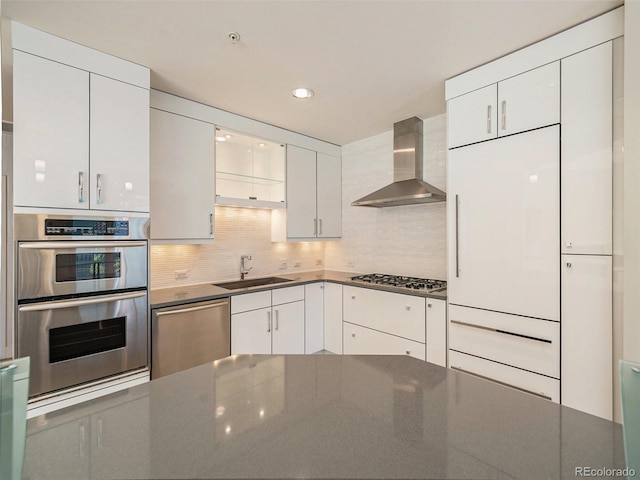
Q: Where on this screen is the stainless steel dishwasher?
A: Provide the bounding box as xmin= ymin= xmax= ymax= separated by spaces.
xmin=151 ymin=298 xmax=230 ymax=380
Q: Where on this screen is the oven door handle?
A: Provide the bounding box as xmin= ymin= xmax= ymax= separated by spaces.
xmin=19 ymin=241 xmax=148 ymax=250
xmin=18 ymin=291 xmax=147 ymax=312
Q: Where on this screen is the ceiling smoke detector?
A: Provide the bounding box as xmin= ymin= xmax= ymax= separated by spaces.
xmin=228 ymin=32 xmax=240 ymax=44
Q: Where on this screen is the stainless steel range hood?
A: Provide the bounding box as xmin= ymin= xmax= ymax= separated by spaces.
xmin=352 ymin=117 xmax=446 ymax=207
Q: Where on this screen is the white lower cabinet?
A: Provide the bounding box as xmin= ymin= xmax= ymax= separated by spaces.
xmin=304 ymin=283 xmax=324 ymax=354
xmin=323 ymin=282 xmax=343 ymax=354
xmin=343 ymin=323 xmax=426 ymax=361
xmin=231 ymin=287 xmax=305 ymax=355
xmin=561 ymin=254 xmax=612 ymax=419
xmin=426 ymin=299 xmax=447 ymax=367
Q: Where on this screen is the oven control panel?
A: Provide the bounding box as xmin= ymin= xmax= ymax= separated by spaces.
xmin=44 ymin=219 xmax=130 ymax=237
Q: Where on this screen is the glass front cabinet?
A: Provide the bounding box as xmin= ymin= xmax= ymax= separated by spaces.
xmin=215 ymin=127 xmax=285 ymax=208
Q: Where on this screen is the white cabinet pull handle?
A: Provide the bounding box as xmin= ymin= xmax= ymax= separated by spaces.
xmin=405 ymin=306 xmax=411 ymax=311
xmin=78 ymin=171 xmax=85 ymax=203
xmin=275 ymin=309 xmax=279 ymax=330
xmin=267 ymin=311 xmax=271 ymax=332
xmin=501 ymin=100 xmax=507 ymax=130
xmin=209 ymin=213 xmax=214 ymax=235
xmin=486 ymin=105 xmax=492 ymax=133
xmin=96 ymin=173 xmax=103 ymax=204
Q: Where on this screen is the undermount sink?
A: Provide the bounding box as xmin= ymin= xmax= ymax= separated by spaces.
xmin=214 ymin=277 xmax=293 ymax=290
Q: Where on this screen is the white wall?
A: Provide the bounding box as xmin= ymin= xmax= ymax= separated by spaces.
xmin=324 ymin=114 xmax=447 ymax=279
xmin=150 ymin=205 xmax=325 ymax=289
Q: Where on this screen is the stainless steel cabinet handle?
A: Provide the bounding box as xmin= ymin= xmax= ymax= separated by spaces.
xmin=78 ymin=171 xmax=85 ymax=203
xmin=20 ymin=241 xmax=147 ymax=249
xmin=319 ymin=219 xmax=323 ymax=235
xmin=486 ymin=105 xmax=492 ymax=133
xmin=96 ymin=173 xmax=103 ymax=204
xmin=209 ymin=213 xmax=213 ymax=235
xmin=455 ymin=194 xmax=460 ymax=277
xmin=314 ymin=218 xmax=318 ymax=236
xmin=18 ymin=291 xmax=146 ymax=312
xmin=275 ymin=309 xmax=279 ymax=330
xmin=267 ymin=311 xmax=271 ymax=333
xmin=156 ymin=300 xmax=229 ymax=317
xmin=501 ymin=100 xmax=507 ymax=130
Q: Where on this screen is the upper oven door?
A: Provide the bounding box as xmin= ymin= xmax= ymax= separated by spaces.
xmin=17 ymin=240 xmax=147 ymax=301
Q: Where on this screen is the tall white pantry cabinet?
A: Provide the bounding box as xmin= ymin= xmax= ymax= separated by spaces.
xmin=446 ymin=8 xmax=622 ymax=420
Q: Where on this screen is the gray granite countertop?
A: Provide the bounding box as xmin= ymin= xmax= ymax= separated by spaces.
xmin=22 ymin=355 xmax=625 ymax=479
xmin=150 ymin=270 xmax=448 ymax=309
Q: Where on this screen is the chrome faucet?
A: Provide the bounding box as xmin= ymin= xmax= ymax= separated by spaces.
xmin=240 ymin=255 xmax=253 ymax=280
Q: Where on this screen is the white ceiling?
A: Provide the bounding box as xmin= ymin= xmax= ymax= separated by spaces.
xmin=0 ymin=0 xmax=623 ymax=145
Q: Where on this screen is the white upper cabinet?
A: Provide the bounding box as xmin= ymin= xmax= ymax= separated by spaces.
xmin=150 ymin=108 xmax=215 ymax=242
xmin=13 ymin=51 xmax=90 ymax=209
xmin=561 ymin=42 xmax=613 ymax=255
xmin=447 ymin=84 xmax=497 ymax=149
xmin=12 ymin=28 xmax=150 ymax=214
xmin=215 ymin=128 xmax=285 ymax=209
xmin=497 ymin=61 xmax=560 ymax=137
xmin=316 ymin=153 xmax=342 ymax=238
xmin=447 ymin=62 xmax=559 ymax=149
xmin=89 ymin=74 xmax=149 ymax=212
xmin=279 ymin=145 xmax=341 ymax=240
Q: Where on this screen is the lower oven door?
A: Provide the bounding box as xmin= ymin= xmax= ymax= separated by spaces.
xmin=17 ymin=290 xmax=148 ymax=398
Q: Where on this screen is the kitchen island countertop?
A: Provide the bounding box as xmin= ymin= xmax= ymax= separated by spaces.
xmin=150 ymin=269 xmax=447 ymax=309
xmin=22 ymin=355 xmax=625 ymax=479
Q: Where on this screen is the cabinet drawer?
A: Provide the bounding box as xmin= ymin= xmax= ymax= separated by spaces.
xmin=231 ymin=291 xmax=271 ymax=314
xmin=449 ymin=305 xmax=559 ymax=378
xmin=343 ymin=322 xmax=425 ymax=361
xmin=272 ymin=285 xmax=304 ymax=305
xmin=380 ymin=292 xmax=425 ymax=342
xmin=449 ymin=350 xmax=559 ymax=403
xmin=343 ymin=286 xmax=382 ymax=325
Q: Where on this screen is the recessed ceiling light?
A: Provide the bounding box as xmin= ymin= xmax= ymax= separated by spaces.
xmin=291 ymin=87 xmax=314 ymax=99
xmin=216 ymin=136 xmax=226 ymax=142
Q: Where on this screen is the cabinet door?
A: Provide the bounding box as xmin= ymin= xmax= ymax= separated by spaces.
xmin=561 ymin=255 xmax=612 ymax=420
xmin=447 ymin=126 xmax=559 ymax=321
xmin=272 ymin=301 xmax=305 ymax=354
xmin=150 ymin=109 xmax=215 ymax=241
xmin=231 ymin=307 xmax=272 ymax=354
xmin=324 ymin=282 xmax=343 ymax=354
xmin=304 ymin=283 xmax=324 ymax=354
xmin=13 ymin=51 xmax=89 ymax=209
xmin=343 ymin=323 xmax=425 ymax=361
xmin=380 ymin=291 xmax=425 ymax=342
xmin=426 ymin=299 xmax=447 ymax=367
xmin=90 ymin=74 xmax=149 ymax=212
xmin=497 ymin=61 xmax=559 ymax=137
xmin=561 ymin=42 xmax=612 ymax=255
xmin=447 ymin=84 xmax=497 ymax=148
xmin=316 ymin=153 xmax=342 ymax=238
xmin=286 ymin=145 xmax=317 ymax=238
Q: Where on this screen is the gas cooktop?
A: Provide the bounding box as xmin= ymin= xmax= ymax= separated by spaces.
xmin=350 ymin=273 xmax=447 ymax=292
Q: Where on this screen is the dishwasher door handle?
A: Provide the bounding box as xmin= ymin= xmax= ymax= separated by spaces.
xmin=156 ymin=299 xmax=229 ymax=317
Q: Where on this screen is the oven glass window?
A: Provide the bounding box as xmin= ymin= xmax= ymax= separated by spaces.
xmin=56 ymin=253 xmax=121 ymax=282
xmin=49 ymin=317 xmax=126 ymax=363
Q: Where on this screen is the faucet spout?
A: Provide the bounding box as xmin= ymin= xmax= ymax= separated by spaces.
xmin=240 ymin=255 xmax=253 ymax=280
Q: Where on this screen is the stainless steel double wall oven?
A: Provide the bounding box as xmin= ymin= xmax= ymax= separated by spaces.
xmin=15 ymin=214 xmax=149 ymax=398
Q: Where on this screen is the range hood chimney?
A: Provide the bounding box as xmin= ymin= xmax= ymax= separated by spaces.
xmin=351 ymin=117 xmax=446 ymax=207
